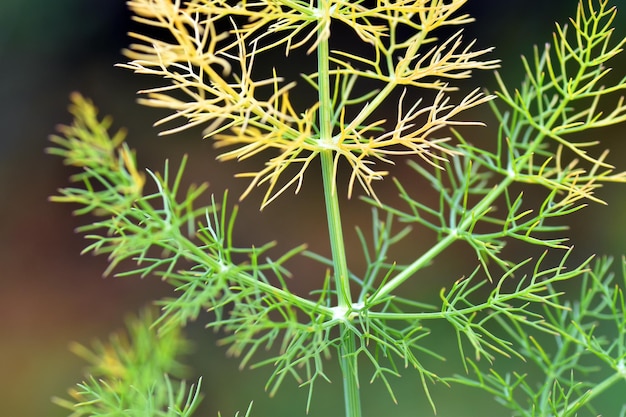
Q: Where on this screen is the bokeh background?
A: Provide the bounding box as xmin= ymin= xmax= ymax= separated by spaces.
xmin=1 ymin=1 xmax=625 ymax=416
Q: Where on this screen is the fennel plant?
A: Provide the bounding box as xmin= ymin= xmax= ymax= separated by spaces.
xmin=50 ymin=0 xmax=626 ymax=416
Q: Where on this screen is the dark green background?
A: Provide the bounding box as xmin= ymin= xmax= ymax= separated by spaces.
xmin=1 ymin=1 xmax=625 ymax=416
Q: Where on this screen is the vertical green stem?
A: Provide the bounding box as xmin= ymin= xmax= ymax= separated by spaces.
xmin=320 ymin=152 xmax=351 ymax=307
xmin=316 ymin=1 xmax=361 ymax=415
xmin=321 ymin=151 xmax=362 ymax=417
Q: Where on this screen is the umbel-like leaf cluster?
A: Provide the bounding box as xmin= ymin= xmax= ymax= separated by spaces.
xmin=120 ymin=0 xmax=498 ymax=206
xmin=50 ymin=93 xmax=332 ymax=388
xmin=50 ymin=0 xmax=626 ymax=416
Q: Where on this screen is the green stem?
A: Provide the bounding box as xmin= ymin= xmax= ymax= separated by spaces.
xmin=370 ymin=179 xmax=511 ymax=302
xmin=316 ymin=1 xmax=361 ymax=415
xmin=320 ymin=152 xmax=352 ymax=307
xmin=320 ymin=151 xmax=362 ymax=417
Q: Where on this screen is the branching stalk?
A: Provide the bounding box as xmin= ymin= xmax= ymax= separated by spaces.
xmin=316 ymin=1 xmax=360 ymax=414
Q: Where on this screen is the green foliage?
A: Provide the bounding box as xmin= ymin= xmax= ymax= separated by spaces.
xmin=52 ymin=310 xmax=202 ymax=417
xmin=450 ymin=256 xmax=626 ymax=416
xmin=50 ymin=0 xmax=626 ymax=416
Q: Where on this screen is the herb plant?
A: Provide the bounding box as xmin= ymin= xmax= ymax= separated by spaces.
xmin=50 ymin=0 xmax=626 ymax=416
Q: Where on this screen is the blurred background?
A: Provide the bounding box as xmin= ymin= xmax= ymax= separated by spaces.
xmin=1 ymin=1 xmax=624 ymax=416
